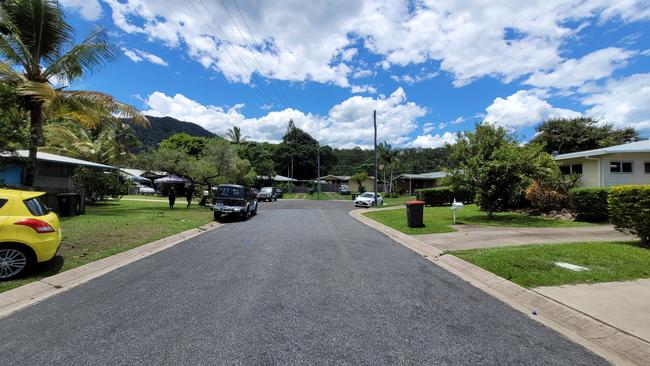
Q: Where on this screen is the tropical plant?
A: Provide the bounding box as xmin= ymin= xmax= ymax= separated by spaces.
xmin=226 ymin=126 xmax=247 ymax=144
xmin=351 ymin=171 xmax=368 ymax=193
xmin=72 ymin=167 xmax=127 ymax=204
xmin=0 ymin=0 xmax=147 ymax=185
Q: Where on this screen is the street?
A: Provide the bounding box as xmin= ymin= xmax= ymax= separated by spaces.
xmin=0 ymin=200 xmax=606 ymax=365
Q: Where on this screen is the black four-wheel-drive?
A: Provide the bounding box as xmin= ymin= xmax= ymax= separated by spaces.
xmin=209 ymin=184 xmax=258 ymax=220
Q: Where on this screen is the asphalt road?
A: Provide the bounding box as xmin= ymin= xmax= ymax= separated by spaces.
xmin=0 ymin=200 xmax=606 ymax=365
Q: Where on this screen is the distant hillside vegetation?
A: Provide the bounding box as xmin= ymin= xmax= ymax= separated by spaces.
xmin=130 ymin=116 xmax=216 ymax=150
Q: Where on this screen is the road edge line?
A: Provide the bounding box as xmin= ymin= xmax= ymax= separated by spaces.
xmin=0 ymin=221 xmax=222 ymax=319
xmin=350 ymin=208 xmax=650 ymax=366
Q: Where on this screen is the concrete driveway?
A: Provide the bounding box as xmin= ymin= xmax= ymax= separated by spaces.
xmin=415 ymin=224 xmax=633 ymax=251
xmin=0 ymin=200 xmax=605 ymax=365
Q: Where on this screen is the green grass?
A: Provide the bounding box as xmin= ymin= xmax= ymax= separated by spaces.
xmin=124 ymin=194 xmax=167 ymax=201
xmin=378 ymin=195 xmax=415 ymax=207
xmin=450 ymin=241 xmax=650 ymax=288
xmin=0 ymin=199 xmax=212 ymax=293
xmin=362 ymin=204 xmax=592 ymax=235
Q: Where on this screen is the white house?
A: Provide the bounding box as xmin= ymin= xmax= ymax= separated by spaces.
xmin=553 ymin=140 xmax=650 ymax=187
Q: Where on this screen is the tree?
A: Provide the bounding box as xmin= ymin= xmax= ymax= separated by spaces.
xmin=237 ymin=141 xmax=276 ymax=177
xmin=351 ymin=172 xmax=368 ymax=193
xmin=226 ymin=126 xmax=247 ymax=144
xmin=159 ymin=133 xmax=208 ymax=157
xmin=378 ymin=142 xmax=399 ymax=193
xmin=0 ymin=82 xmax=28 ymax=152
xmin=0 ymin=0 xmax=147 ymax=186
xmin=532 ymin=117 xmax=639 ymax=154
xmin=447 ymin=124 xmax=552 ymax=218
xmin=42 ymin=123 xmax=118 ymax=164
xmin=275 ymin=119 xmax=335 ymax=179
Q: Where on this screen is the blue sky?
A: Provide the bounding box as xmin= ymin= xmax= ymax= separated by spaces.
xmin=60 ymin=0 xmax=650 ymax=148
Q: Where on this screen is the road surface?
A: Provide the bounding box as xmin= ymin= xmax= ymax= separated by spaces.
xmin=0 ymin=200 xmax=606 ymax=365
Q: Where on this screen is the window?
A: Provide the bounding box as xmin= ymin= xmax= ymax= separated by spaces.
xmin=0 ymin=199 xmax=7 ymax=210
xmin=560 ymin=164 xmax=582 ymax=175
xmin=610 ymin=161 xmax=633 ymax=174
xmin=645 ymin=162 xmax=650 ymax=174
xmin=23 ymin=197 xmax=48 ymax=216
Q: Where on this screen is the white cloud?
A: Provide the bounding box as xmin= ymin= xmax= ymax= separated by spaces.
xmin=422 ymin=122 xmax=435 ymax=133
xmin=525 ymin=47 xmax=636 ymax=89
xmin=121 ymin=47 xmax=169 ymax=66
xmin=97 ymin=0 xmax=650 ymax=89
xmin=143 ymin=87 xmax=426 ymax=147
xmin=408 ymin=132 xmax=457 ymax=148
xmin=484 ymin=90 xmax=581 ymax=128
xmin=390 ymin=72 xmax=438 ymax=84
xmin=581 ymin=73 xmax=650 ymax=131
xmin=352 ymin=69 xmax=374 ymax=78
xmin=350 ymin=85 xmax=378 ymax=94
xmin=59 ymin=0 xmax=102 ymax=20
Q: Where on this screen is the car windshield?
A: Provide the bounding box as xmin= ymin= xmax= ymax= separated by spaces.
xmin=360 ymin=192 xmax=375 ymax=198
xmin=216 ymin=186 xmax=244 ymax=198
xmin=260 ymin=187 xmax=273 ymax=193
xmin=23 ymin=197 xmax=48 ymax=216
xmin=341 ymin=185 xmax=349 ymax=189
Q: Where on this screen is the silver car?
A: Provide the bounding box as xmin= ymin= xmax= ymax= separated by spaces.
xmin=354 ymin=192 xmax=383 ymax=207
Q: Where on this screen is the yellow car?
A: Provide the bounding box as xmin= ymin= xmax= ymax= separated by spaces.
xmin=0 ymin=189 xmax=62 ymax=280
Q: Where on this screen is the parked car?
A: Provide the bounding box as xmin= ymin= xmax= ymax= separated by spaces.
xmin=138 ymin=186 xmax=155 ymax=195
xmin=354 ymin=192 xmax=384 ymax=208
xmin=257 ymin=187 xmax=277 ymax=201
xmin=339 ymin=185 xmax=351 ymax=195
xmin=275 ymin=188 xmax=284 ymax=198
xmin=209 ymin=184 xmax=258 ymax=220
xmin=0 ymin=189 xmax=62 ymax=280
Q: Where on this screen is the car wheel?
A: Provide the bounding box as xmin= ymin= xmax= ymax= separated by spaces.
xmin=213 ymin=211 xmax=222 ymax=220
xmin=0 ymin=245 xmax=33 ymax=280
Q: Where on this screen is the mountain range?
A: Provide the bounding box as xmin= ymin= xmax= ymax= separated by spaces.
xmin=130 ymin=116 xmax=216 ymax=150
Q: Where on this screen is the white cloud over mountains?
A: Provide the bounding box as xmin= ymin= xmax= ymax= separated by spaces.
xmin=143 ymin=88 xmax=428 ymax=148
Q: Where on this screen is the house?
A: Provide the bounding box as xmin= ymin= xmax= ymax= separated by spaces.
xmin=256 ymin=174 xmax=299 ymax=184
xmin=553 ymin=140 xmax=650 ymax=187
xmin=318 ymin=175 xmax=379 ymax=193
xmin=0 ymin=150 xmax=116 ymax=189
xmin=393 ymin=172 xmax=447 ymax=195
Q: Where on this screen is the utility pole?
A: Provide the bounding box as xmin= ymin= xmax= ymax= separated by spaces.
xmin=317 ymin=143 xmax=321 ymax=199
xmin=291 ymin=156 xmax=294 ymax=193
xmin=373 ymin=110 xmax=378 ymax=207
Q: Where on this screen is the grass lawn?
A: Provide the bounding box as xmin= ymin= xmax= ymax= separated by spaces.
xmin=0 ymin=199 xmax=213 ymax=293
xmin=123 ymin=194 xmax=167 ymax=201
xmin=450 ymin=241 xmax=650 ymax=288
xmin=378 ymin=195 xmax=415 ymax=207
xmin=362 ymin=204 xmax=592 ymax=235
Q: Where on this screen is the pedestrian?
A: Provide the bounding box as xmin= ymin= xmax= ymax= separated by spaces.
xmin=186 ymin=186 xmax=194 ymax=209
xmin=168 ymin=185 xmax=176 ymax=209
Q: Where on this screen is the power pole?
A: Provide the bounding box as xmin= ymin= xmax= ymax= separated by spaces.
xmin=317 ymin=143 xmax=321 ymax=199
xmin=291 ymin=156 xmax=294 ymax=193
xmin=373 ymin=110 xmax=378 ymax=206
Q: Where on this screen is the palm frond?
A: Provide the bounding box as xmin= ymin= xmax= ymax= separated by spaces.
xmin=50 ymin=90 xmax=149 ymax=128
xmin=15 ymin=79 xmax=56 ymax=102
xmin=43 ymin=28 xmax=116 ymax=83
xmin=0 ymin=61 xmax=25 ymax=83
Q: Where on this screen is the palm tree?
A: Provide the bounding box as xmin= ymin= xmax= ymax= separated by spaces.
xmin=42 ymin=123 xmax=117 ymax=164
xmin=378 ymin=142 xmax=399 ymax=193
xmin=0 ymin=0 xmax=147 ymax=186
xmin=226 ymin=126 xmax=247 ymax=144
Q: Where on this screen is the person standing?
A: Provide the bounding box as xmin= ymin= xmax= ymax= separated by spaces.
xmin=168 ymin=185 xmax=176 ymax=209
xmin=186 ymin=186 xmax=194 ymax=209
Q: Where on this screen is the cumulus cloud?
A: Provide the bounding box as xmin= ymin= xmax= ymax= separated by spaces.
xmin=484 ymin=90 xmax=581 ymax=128
xmin=581 ymin=73 xmax=650 ymax=131
xmin=525 ymin=47 xmax=636 ymax=89
xmin=408 ymin=132 xmax=457 ymax=148
xmin=143 ymin=87 xmax=426 ymax=147
xmin=70 ymin=0 xmax=650 ymax=89
xmin=121 ymin=47 xmax=169 ymax=66
xmin=350 ymin=85 xmax=378 ymax=94
xmin=59 ymin=0 xmax=102 ymax=20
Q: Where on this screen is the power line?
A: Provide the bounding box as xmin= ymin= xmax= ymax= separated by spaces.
xmin=220 ymin=0 xmax=290 ymax=107
xmin=232 ymin=0 xmax=292 ymax=106
xmin=186 ymin=0 xmax=278 ymax=107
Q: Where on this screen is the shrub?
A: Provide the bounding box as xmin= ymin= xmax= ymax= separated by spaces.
xmin=72 ymin=167 xmax=127 ymax=204
xmin=569 ymin=187 xmax=610 ymax=222
xmin=525 ymin=181 xmax=568 ymax=211
xmin=415 ymin=187 xmax=472 ymax=206
xmin=608 ymin=185 xmax=650 ymax=246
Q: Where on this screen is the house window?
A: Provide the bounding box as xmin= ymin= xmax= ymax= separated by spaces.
xmin=560 ymin=164 xmax=582 ymax=175
xmin=610 ymin=161 xmax=633 ymax=174
xmin=645 ymin=162 xmax=650 ymax=174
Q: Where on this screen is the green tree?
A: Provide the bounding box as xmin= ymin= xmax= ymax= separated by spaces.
xmin=351 ymin=172 xmax=368 ymax=193
xmin=0 ymin=82 xmax=28 ymax=152
xmin=159 ymin=133 xmax=208 ymax=157
xmin=447 ymin=124 xmax=552 ymax=218
xmin=0 ymin=0 xmax=147 ymax=185
xmin=275 ymin=120 xmax=336 ymax=179
xmin=532 ymin=117 xmax=639 ymax=154
xmin=226 ymin=126 xmax=247 ymax=144
xmin=238 ymin=141 xmax=276 ymax=177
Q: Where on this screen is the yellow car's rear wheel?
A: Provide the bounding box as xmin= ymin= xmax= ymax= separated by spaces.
xmin=0 ymin=246 xmax=31 ymax=280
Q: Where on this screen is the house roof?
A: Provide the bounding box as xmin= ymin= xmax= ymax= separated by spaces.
xmin=395 ymin=171 xmax=447 ymax=180
xmin=257 ymin=174 xmax=298 ymax=182
xmin=553 ymin=140 xmax=650 ymax=161
xmin=318 ymin=175 xmax=351 ymax=181
xmin=1 ymin=150 xmax=116 ymax=170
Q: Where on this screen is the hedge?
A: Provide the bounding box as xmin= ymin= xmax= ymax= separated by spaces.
xmin=416 ymin=187 xmax=472 ymax=206
xmin=608 ymin=185 xmax=650 ymax=246
xmin=569 ymin=187 xmax=611 ymax=222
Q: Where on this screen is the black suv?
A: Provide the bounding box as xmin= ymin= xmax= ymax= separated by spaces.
xmin=210 ymin=184 xmax=258 ymax=220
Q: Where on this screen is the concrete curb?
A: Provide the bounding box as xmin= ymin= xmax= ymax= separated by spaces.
xmin=0 ymin=222 xmax=222 ymax=319
xmin=350 ymin=209 xmax=650 ymax=366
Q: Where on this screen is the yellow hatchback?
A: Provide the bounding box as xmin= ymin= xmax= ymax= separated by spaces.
xmin=0 ymin=189 xmax=62 ymax=280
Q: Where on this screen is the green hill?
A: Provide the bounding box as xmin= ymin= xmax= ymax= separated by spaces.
xmin=130 ymin=116 xmax=217 ymax=150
